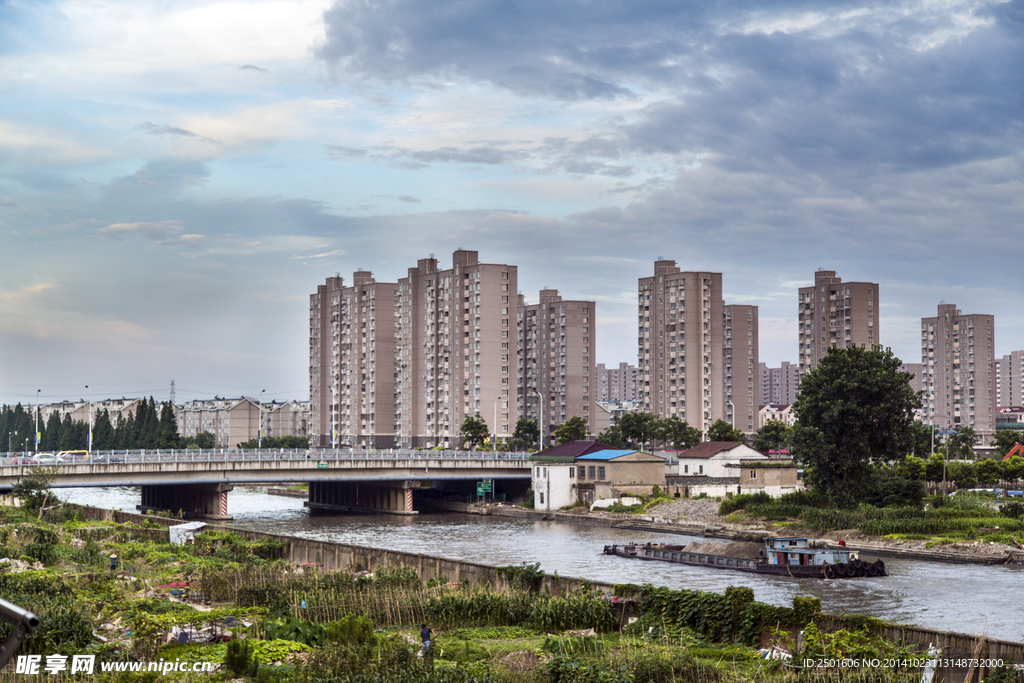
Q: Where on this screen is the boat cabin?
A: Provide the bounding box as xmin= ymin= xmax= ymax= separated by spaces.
xmin=763 ymin=537 xmax=852 ymax=567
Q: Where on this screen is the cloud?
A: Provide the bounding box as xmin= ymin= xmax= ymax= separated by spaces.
xmin=397 ymin=195 xmax=421 ymax=203
xmin=137 ymin=122 xmax=218 ymax=144
xmin=96 ymin=220 xmax=185 ymax=241
xmin=239 ymin=64 xmax=268 ymax=72
xmin=0 ymin=197 xmax=16 ymax=207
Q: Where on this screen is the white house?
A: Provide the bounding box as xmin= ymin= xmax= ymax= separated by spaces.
xmin=529 ymin=440 xmax=615 ymax=511
xmin=759 ymin=403 xmax=797 ymax=428
xmin=674 ymin=442 xmax=767 ymax=478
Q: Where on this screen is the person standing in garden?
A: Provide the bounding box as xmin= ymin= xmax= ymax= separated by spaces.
xmin=420 ymin=624 xmax=432 ymax=652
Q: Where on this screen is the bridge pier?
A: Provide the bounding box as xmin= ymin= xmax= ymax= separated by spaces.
xmin=305 ymin=480 xmax=418 ymax=515
xmin=139 ymin=483 xmax=233 ymax=520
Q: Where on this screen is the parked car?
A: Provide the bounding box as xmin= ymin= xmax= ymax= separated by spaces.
xmin=57 ymin=450 xmax=89 ymax=462
xmin=31 ymin=453 xmax=64 ymax=465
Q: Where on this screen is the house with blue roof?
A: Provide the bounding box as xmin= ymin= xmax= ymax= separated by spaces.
xmin=574 ymin=449 xmax=666 ymax=505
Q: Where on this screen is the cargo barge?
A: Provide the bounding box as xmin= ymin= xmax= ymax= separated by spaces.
xmin=603 ymin=537 xmax=886 ymax=579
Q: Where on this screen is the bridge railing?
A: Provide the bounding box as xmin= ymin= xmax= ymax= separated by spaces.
xmin=0 ymin=448 xmax=533 ymax=467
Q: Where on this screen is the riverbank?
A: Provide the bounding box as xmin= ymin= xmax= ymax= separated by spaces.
xmin=474 ymin=502 xmax=1024 ymax=566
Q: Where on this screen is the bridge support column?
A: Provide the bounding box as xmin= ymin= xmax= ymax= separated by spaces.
xmin=139 ymin=483 xmax=233 ymax=520
xmin=305 ymin=481 xmax=418 ymax=515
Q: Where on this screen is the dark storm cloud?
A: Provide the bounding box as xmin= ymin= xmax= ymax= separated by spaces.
xmin=316 ymin=0 xmax=1024 ymax=176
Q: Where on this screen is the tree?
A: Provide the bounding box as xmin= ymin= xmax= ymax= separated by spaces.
xmin=752 ymin=420 xmax=791 ymax=454
xmin=908 ymin=421 xmax=933 ymax=458
xmin=946 ymin=426 xmax=976 ymax=460
xmin=510 ymin=418 xmax=539 ymax=450
xmin=13 ymin=470 xmax=55 ymax=512
xmin=707 ymin=419 xmax=744 ymax=443
xmin=975 ymin=458 xmax=1003 ymax=486
xmin=790 ymin=345 xmax=921 ymax=508
xmin=596 ymin=423 xmax=628 ymax=450
xmin=657 ymin=416 xmax=702 ymax=450
xmin=1004 ymin=456 xmax=1024 ymax=484
xmin=991 ymin=430 xmax=1023 ymax=459
xmin=92 ymin=409 xmax=114 ymax=450
xmin=194 ymin=431 xmax=216 ymax=450
xmin=555 ymin=417 xmax=588 ymax=445
xmin=460 ymin=413 xmax=489 ymax=449
xmin=156 ymin=401 xmax=181 ymax=449
xmin=617 ymin=412 xmax=659 ymax=450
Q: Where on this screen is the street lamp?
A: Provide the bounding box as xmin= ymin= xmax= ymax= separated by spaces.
xmin=86 ymin=385 xmax=93 ymax=455
xmin=727 ymin=399 xmax=735 ymax=430
xmin=258 ymin=389 xmax=265 ymax=449
xmin=492 ymin=396 xmax=500 ymax=451
xmin=534 ymin=389 xmax=544 ymax=450
xmin=329 ymin=385 xmax=338 ymax=449
xmin=34 ymin=389 xmax=40 ymax=453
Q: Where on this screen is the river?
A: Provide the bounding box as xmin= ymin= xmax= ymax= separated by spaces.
xmin=57 ymin=486 xmax=1023 ymax=642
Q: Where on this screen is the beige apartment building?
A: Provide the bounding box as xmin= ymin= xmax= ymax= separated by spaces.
xmin=759 ymin=362 xmax=801 ymax=405
xmin=517 ymin=289 xmax=595 ymax=448
xmin=595 ymin=362 xmax=639 ymax=401
xmin=394 ymin=250 xmax=517 ymax=448
xmin=798 ymin=269 xmax=879 ymax=373
xmin=724 ymin=305 xmax=759 ymax=435
xmin=921 ymin=303 xmax=996 ymax=437
xmin=178 ymin=398 xmax=261 ymax=449
xmin=639 ymin=261 xmax=724 ymax=434
xmin=264 ymin=401 xmax=309 ymax=440
xmin=996 ymin=351 xmax=1023 ymax=407
xmin=309 ymin=271 xmax=398 ymax=448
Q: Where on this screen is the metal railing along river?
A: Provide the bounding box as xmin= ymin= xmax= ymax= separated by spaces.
xmin=0 ymin=448 xmax=532 ymax=467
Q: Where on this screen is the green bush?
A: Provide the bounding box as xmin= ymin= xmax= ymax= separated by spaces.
xmin=326 ymin=614 xmax=375 ymax=645
xmin=718 ymin=492 xmax=771 ymax=515
xmin=225 ymin=638 xmax=259 ymax=677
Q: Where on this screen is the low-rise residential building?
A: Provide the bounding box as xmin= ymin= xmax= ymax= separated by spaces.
xmin=674 ymin=441 xmax=766 ymax=477
xmin=179 ymin=398 xmax=261 ymax=449
xmin=575 ymin=449 xmax=666 ymax=504
xmin=729 ymin=459 xmax=802 ymax=496
xmin=759 ymin=403 xmax=796 ymax=428
xmin=264 ymin=401 xmax=309 ymax=441
xmin=592 ymin=399 xmax=640 ymax=435
xmin=996 ymin=407 xmax=1024 ymax=432
xmin=529 ymin=440 xmax=614 ymax=511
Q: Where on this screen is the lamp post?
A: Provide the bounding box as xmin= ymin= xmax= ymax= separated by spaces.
xmin=86 ymin=385 xmax=93 ymax=455
xmin=258 ymin=389 xmax=265 ymax=449
xmin=727 ymin=399 xmax=735 ymax=430
xmin=329 ymin=385 xmax=337 ymax=449
xmin=34 ymin=389 xmax=40 ymax=454
xmin=534 ymin=389 xmax=544 ymax=450
xmin=492 ymin=397 xmax=500 ymax=451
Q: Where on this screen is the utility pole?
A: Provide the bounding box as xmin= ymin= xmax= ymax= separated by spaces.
xmin=34 ymin=389 xmax=40 ymax=453
xmin=534 ymin=389 xmax=544 ymax=450
xmin=86 ymin=385 xmax=93 ymax=455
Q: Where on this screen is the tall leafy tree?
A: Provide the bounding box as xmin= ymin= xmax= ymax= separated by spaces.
xmin=510 ymin=418 xmax=539 ymax=450
xmin=595 ymin=423 xmax=628 ymax=449
xmin=555 ymin=416 xmax=588 ymax=445
xmin=706 ymin=419 xmax=745 ymax=443
xmin=790 ymin=345 xmax=921 ymax=508
xmin=657 ymin=416 xmax=702 ymax=450
xmin=460 ymin=413 xmax=490 ymax=449
xmin=752 ymin=419 xmax=791 ymax=454
xmin=946 ymin=426 xmax=977 ymax=460
xmin=992 ymin=430 xmax=1024 ymax=459
xmin=617 ymin=412 xmax=660 ymax=450
xmin=41 ymin=412 xmax=62 ymax=451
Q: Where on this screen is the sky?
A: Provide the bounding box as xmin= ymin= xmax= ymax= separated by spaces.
xmin=1 ymin=0 xmax=1023 ymax=406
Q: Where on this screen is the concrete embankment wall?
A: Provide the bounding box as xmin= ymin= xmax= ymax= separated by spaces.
xmin=228 ymin=526 xmax=615 ymax=596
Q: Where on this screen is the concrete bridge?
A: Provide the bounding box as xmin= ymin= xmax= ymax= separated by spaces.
xmin=0 ymin=449 xmax=531 ymax=519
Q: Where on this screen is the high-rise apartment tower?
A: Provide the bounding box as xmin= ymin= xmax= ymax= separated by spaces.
xmin=394 ymin=251 xmax=518 ymax=448
xmin=638 ymin=260 xmax=724 ymax=434
xmin=517 ymin=289 xmax=596 ymax=447
xmin=996 ymin=351 xmax=1024 ymax=407
xmin=308 ymin=272 xmax=398 ymax=448
xmin=595 ymin=363 xmax=639 ymax=401
xmin=798 ymin=269 xmax=879 ymax=373
xmin=723 ymin=305 xmax=759 ymax=435
xmin=921 ymin=303 xmax=996 ymax=437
